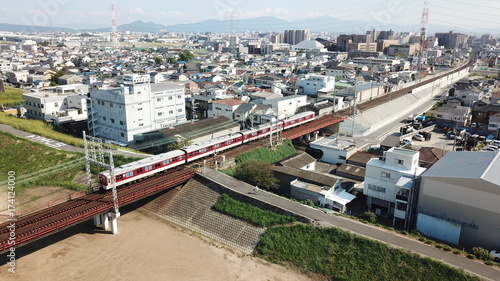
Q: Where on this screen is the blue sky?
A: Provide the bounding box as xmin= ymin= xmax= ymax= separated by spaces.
xmin=1 ymin=0 xmax=500 ymax=32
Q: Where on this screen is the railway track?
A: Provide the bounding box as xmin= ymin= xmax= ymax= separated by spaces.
xmin=0 ymin=168 xmax=196 ymax=253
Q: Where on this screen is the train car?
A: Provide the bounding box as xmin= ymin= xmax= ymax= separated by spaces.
xmin=182 ymin=133 xmax=243 ymax=162
xmin=99 ymin=150 xmax=186 ymax=190
xmin=282 ymin=111 xmax=315 ymax=130
xmin=98 ymin=111 xmax=316 ymax=190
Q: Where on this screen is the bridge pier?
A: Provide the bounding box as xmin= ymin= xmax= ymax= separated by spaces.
xmin=314 ymin=131 xmax=319 ymax=141
xmin=102 ymin=213 xmax=110 ymax=230
xmin=109 ymin=212 xmax=120 ymax=235
xmin=93 ymin=215 xmax=101 ymax=227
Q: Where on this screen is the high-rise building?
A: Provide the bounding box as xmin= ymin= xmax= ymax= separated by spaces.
xmin=271 ymin=32 xmax=284 ymax=44
xmin=434 ymin=31 xmax=468 ymax=49
xmin=284 ymin=30 xmax=310 ymax=45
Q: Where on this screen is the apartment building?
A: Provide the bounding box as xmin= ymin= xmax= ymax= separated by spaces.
xmin=23 ymin=84 xmax=89 ymax=125
xmin=87 ymin=74 xmax=186 ymax=144
xmin=364 ymin=148 xmax=426 ymax=228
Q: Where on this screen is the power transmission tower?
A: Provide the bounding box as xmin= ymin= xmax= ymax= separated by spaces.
xmin=83 ymin=131 xmax=120 ymax=234
xmin=418 ymin=0 xmax=430 ymax=81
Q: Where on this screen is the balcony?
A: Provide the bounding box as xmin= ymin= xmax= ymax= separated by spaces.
xmin=396 ymin=188 xmax=409 ymax=201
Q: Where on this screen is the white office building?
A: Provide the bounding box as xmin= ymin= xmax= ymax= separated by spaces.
xmin=296 ymin=75 xmax=335 ymax=96
xmin=88 ymin=74 xmax=186 ymax=144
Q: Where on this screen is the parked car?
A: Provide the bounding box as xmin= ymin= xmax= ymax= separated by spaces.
xmin=413 ymin=134 xmax=425 ymax=141
xmin=491 ymin=250 xmax=500 ymax=262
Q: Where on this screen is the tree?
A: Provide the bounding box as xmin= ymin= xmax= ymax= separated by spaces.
xmin=50 ymin=70 xmax=66 ymax=85
xmin=234 ymin=159 xmax=278 ymax=190
xmin=155 ymin=57 xmax=163 ymax=65
xmin=168 ymin=57 xmax=177 ymax=65
xmin=167 ymin=138 xmax=192 ymax=151
xmin=179 ymin=51 xmax=194 ymax=62
xmin=39 ymin=41 xmax=50 ymax=46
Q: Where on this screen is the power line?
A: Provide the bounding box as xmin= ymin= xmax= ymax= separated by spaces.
xmin=431 ymin=19 xmax=500 ymax=32
xmin=430 ymin=4 xmax=500 ymax=17
xmin=432 ymin=11 xmax=500 ymax=25
xmin=434 ymin=0 xmax=500 ymax=10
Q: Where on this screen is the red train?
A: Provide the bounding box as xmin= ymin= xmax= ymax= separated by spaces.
xmin=99 ymin=111 xmax=315 ymax=190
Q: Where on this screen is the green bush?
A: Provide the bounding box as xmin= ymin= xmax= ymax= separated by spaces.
xmin=470 ymin=247 xmax=492 ymax=261
xmin=213 ymin=194 xmax=295 ymax=227
xmin=235 ymin=139 xmax=296 ymax=164
xmin=361 ymin=211 xmax=377 ymax=223
xmin=467 ymin=254 xmax=476 ymax=260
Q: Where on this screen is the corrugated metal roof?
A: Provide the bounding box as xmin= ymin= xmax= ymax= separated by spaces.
xmin=423 ymin=151 xmax=500 ymax=184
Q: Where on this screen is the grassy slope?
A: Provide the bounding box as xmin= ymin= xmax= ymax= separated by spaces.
xmin=213 ymin=194 xmax=295 ymax=227
xmin=0 ymin=130 xmax=85 ymax=192
xmin=0 ymin=87 xmax=24 ymax=107
xmin=0 ymin=112 xmax=85 ymax=147
xmin=256 ymin=225 xmax=479 ymax=281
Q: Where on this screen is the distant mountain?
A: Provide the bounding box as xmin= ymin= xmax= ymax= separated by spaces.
xmin=83 ymin=20 xmax=169 ymax=33
xmin=0 ymin=23 xmax=74 ymax=33
xmin=0 ymin=17 xmax=491 ymax=35
xmin=166 ymin=16 xmax=290 ymax=32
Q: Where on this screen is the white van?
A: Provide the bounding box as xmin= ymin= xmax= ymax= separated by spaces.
xmin=401 ymin=138 xmax=413 ymax=146
xmin=492 ymin=140 xmax=500 ymax=147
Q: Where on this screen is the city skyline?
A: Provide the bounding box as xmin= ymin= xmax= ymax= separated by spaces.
xmin=1 ymin=0 xmax=500 ymax=34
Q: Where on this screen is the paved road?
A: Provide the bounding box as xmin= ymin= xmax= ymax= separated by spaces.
xmin=0 ymin=123 xmax=148 ymax=158
xmin=203 ymin=168 xmax=500 ymax=281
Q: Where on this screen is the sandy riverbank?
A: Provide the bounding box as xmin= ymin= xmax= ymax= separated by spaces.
xmin=0 ymin=209 xmax=314 ymax=281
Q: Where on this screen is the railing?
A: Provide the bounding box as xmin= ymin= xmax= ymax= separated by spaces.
xmin=0 ymin=190 xmax=87 ymax=223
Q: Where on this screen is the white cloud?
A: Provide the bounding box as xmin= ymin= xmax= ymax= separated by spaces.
xmin=129 ymin=8 xmax=146 ymax=16
xmin=160 ymin=11 xmax=184 ymax=17
xmin=92 ymin=10 xmax=110 ymax=16
xmin=26 ymin=9 xmax=44 ymax=14
xmin=217 ymin=7 xmax=290 ymax=20
xmin=63 ymin=10 xmax=85 ymax=17
xmin=0 ymin=8 xmax=12 ymax=13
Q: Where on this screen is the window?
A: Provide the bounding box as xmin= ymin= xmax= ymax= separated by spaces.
xmin=110 ymin=103 xmax=113 ymax=107
xmin=168 ymin=96 xmax=173 ymax=100
xmin=145 ymin=165 xmax=153 ymax=171
xmin=368 ymin=184 xmax=386 ymax=193
xmin=138 ymin=108 xmax=143 ymax=111
xmin=125 ymin=171 xmax=134 ymax=177
xmin=178 ymin=109 xmax=182 ymax=112
xmin=110 ymin=119 xmax=115 ymax=123
xmin=163 ymin=160 xmax=170 ymax=165
xmin=396 ymin=202 xmax=407 ymax=211
xmin=381 ymin=172 xmax=391 ymax=178
xmin=120 ymin=121 xmax=124 ymax=125
xmin=103 ymin=117 xmax=106 ymax=121
xmin=158 ymin=112 xmax=163 ymax=116
xmin=394 ymin=159 xmax=404 ymax=165
xmin=169 ymin=110 xmax=173 ymax=114
xmin=339 ymin=155 xmax=346 ymax=160
xmin=138 ymin=123 xmax=144 ymax=127
xmin=177 ymin=95 xmax=181 ymax=99
xmin=54 ymin=102 xmax=59 ymax=107
xmin=157 ymin=98 xmax=162 ymax=102
xmin=120 ymin=133 xmax=124 ymax=137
